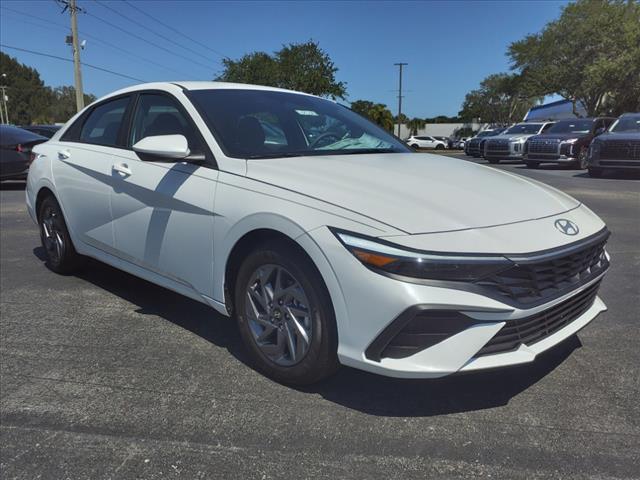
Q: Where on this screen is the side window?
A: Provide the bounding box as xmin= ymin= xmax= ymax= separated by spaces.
xmin=541 ymin=123 xmax=554 ymax=132
xmin=131 ymin=94 xmax=203 ymax=153
xmin=79 ymin=97 xmax=130 ymax=147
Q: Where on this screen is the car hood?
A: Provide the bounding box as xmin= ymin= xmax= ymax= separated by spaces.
xmin=490 ymin=133 xmax=538 ymax=141
xmin=594 ymin=132 xmax=640 ymax=142
xmin=246 ymin=153 xmax=580 ymax=234
xmin=530 ymin=132 xmax=590 ymax=141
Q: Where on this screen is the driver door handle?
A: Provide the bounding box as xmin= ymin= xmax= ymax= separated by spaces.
xmin=112 ymin=162 xmax=132 ymax=176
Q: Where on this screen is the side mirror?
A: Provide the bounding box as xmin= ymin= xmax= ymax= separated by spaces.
xmin=133 ymin=134 xmax=190 ymax=161
xmin=594 ymin=127 xmax=605 ymax=136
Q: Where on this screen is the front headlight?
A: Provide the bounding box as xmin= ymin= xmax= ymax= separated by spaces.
xmin=332 ymin=229 xmax=513 ymax=282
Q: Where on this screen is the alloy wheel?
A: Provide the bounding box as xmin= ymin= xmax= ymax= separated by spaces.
xmin=41 ymin=206 xmax=65 ymax=264
xmin=244 ymin=264 xmax=313 ymax=366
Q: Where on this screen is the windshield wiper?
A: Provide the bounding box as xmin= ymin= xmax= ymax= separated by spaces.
xmin=336 ymin=148 xmax=399 ymax=155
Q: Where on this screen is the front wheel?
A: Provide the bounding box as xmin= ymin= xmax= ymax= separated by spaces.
xmin=577 ymin=148 xmax=588 ymax=169
xmin=38 ymin=195 xmax=84 ymax=274
xmin=435 ymin=144 xmax=444 ymax=150
xmin=487 ymin=158 xmax=500 ymax=164
xmin=234 ymin=241 xmax=339 ymax=385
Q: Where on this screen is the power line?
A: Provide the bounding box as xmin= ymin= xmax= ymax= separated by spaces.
xmin=0 ymin=44 xmax=149 ymax=83
xmin=83 ymin=7 xmax=214 ymax=73
xmin=122 ymin=0 xmax=230 ymax=61
xmin=93 ymin=0 xmax=218 ymax=64
xmin=0 ymin=6 xmax=199 ymax=79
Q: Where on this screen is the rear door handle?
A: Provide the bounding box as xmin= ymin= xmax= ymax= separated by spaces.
xmin=112 ymin=163 xmax=132 ymax=176
xmin=58 ymin=150 xmax=70 ymax=159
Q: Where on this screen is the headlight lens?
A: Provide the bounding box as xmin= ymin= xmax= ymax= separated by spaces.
xmin=333 ymin=230 xmax=514 ymax=282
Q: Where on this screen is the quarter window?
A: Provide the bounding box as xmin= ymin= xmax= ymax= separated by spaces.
xmin=130 ymin=94 xmax=203 ymax=153
xmin=79 ymin=96 xmax=130 ymax=147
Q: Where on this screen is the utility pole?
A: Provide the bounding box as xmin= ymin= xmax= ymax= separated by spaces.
xmin=58 ymin=0 xmax=84 ymax=112
xmin=394 ymin=63 xmax=407 ymax=138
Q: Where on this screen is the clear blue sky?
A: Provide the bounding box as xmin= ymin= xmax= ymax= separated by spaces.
xmin=0 ymin=0 xmax=566 ymax=117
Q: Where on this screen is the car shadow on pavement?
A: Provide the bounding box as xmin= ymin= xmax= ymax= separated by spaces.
xmin=32 ymin=248 xmax=582 ymax=417
xmin=302 ymin=336 xmax=581 ymax=416
xmin=0 ymin=180 xmax=26 ymax=190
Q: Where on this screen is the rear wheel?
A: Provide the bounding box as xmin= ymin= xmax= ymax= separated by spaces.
xmin=411 ymin=144 xmax=420 ymax=149
xmin=38 ymin=195 xmax=83 ymax=273
xmin=234 ymin=241 xmax=339 ymax=385
xmin=588 ymin=167 xmax=603 ymax=178
xmin=525 ymin=161 xmax=540 ymax=169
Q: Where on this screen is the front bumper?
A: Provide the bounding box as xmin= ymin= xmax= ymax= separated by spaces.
xmin=589 ymin=156 xmax=640 ymax=169
xmin=303 ymin=209 xmax=608 ymax=379
xmin=484 ymin=143 xmax=525 ymax=160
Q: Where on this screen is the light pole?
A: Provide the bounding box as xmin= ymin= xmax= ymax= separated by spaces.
xmin=58 ymin=0 xmax=84 ymax=112
xmin=0 ymin=73 xmax=8 ymax=124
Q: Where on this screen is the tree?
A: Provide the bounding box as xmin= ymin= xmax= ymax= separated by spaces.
xmin=216 ymin=40 xmax=346 ymax=99
xmin=509 ymin=0 xmax=640 ymax=116
xmin=405 ymin=117 xmax=426 ymax=135
xmin=48 ymin=86 xmax=96 ymax=123
xmin=0 ymin=52 xmax=52 ymax=125
xmin=0 ymin=52 xmax=97 ymax=125
xmin=458 ymin=73 xmax=541 ymax=124
xmin=350 ymin=100 xmax=395 ymax=131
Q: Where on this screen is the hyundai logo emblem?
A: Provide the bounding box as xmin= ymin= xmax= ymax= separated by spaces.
xmin=554 ymin=219 xmax=579 ymax=236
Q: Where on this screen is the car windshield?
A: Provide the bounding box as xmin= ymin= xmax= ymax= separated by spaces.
xmin=187 ymin=89 xmax=411 ymax=158
xmin=547 ymin=119 xmax=593 ymax=134
xmin=505 ymin=123 xmax=543 ymax=134
xmin=610 ymin=116 xmax=640 ymax=133
xmin=477 ymin=130 xmax=499 ymax=137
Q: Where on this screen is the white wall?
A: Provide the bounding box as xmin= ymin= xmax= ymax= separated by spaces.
xmin=398 ymin=122 xmax=489 ymax=139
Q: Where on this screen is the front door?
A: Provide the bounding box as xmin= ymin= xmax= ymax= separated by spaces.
xmin=109 ymin=92 xmax=218 ymax=297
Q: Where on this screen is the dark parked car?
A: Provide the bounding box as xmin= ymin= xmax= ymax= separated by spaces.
xmin=0 ymin=125 xmax=47 ymax=181
xmin=586 ymin=113 xmax=640 ymax=177
xmin=20 ymin=124 xmax=61 ymax=139
xmin=523 ymin=117 xmax=615 ymax=169
xmin=466 ymin=128 xmax=506 ymax=157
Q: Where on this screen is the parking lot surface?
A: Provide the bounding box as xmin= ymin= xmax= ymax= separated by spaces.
xmin=1 ymin=156 xmax=639 ymax=479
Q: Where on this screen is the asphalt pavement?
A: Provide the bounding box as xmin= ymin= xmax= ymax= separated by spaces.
xmin=1 ymin=155 xmax=639 ymax=479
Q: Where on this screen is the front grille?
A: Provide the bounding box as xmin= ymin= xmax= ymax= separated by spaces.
xmin=476 ymin=279 xmax=601 ymax=357
xmin=485 ymin=139 xmax=510 ymax=156
xmin=600 ymin=140 xmax=640 ymax=160
xmin=528 ymin=138 xmax=560 ymax=155
xmin=467 ymin=138 xmax=482 ymax=155
xmin=475 ymin=230 xmax=609 ymax=306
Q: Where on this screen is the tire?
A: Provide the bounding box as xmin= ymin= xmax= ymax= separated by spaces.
xmin=588 ymin=167 xmax=603 ymax=178
xmin=411 ymin=144 xmax=420 ymax=149
xmin=487 ymin=158 xmax=500 ymax=164
xmin=525 ymin=161 xmax=539 ymax=169
xmin=577 ymin=148 xmax=588 ymax=169
xmin=38 ymin=195 xmax=84 ymax=274
xmin=234 ymin=240 xmax=339 ymax=385
xmin=435 ymin=144 xmax=444 ymax=150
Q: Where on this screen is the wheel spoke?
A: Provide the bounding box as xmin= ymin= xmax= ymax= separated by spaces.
xmin=286 ymin=307 xmax=309 ymax=345
xmin=246 ymin=292 xmax=271 ymax=327
xmin=284 ymin=323 xmax=297 ymax=363
xmin=256 ymin=325 xmax=276 ymax=343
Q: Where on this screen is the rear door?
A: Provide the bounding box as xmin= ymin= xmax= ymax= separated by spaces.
xmin=51 ymin=95 xmax=132 ymax=251
xmin=109 ymin=91 xmax=218 ymax=297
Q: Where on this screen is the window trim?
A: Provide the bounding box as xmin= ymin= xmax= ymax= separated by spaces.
xmin=125 ymin=89 xmax=217 ymax=169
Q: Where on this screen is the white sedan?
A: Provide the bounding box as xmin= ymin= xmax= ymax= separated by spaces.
xmin=27 ymin=82 xmax=610 ymax=384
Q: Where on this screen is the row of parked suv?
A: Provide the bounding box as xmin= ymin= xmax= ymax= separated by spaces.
xmin=464 ymin=113 xmax=640 ymax=177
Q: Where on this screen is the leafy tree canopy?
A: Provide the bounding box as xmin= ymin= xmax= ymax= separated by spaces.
xmin=350 ymin=100 xmax=395 ymax=131
xmin=0 ymin=52 xmax=96 ymax=125
xmin=458 ymin=73 xmax=542 ymax=124
xmin=216 ymin=40 xmax=346 ymax=99
xmin=508 ymin=0 xmax=640 ymax=116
